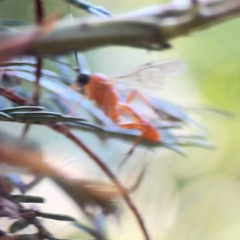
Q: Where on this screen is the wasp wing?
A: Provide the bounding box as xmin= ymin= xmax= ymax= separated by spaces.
xmin=109 ymin=59 xmax=187 ymax=91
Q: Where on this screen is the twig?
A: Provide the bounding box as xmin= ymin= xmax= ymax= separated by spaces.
xmin=22 ymin=0 xmax=45 ymax=138
xmin=1 ymin=0 xmax=240 ymax=55
xmin=35 ymin=0 xmax=44 ymax=24
xmin=32 ymin=58 xmax=43 ymax=106
xmin=20 ymin=123 xmax=31 ymax=139
xmin=32 ymin=0 xmax=44 ymax=106
xmin=0 ymin=87 xmax=25 ymax=104
xmin=51 ymin=123 xmax=151 ymax=240
xmin=0 ymin=87 xmax=151 ymax=240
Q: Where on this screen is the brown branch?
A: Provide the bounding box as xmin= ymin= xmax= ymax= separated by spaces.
xmin=35 ymin=0 xmax=44 ymax=24
xmin=1 ymin=0 xmax=239 ymax=55
xmin=20 ymin=123 xmax=31 ymax=139
xmin=32 ymin=58 xmax=43 ymax=106
xmin=0 ymin=87 xmax=151 ymax=240
xmin=0 ymin=87 xmax=25 ymax=104
xmin=32 ymin=0 xmax=44 ymax=106
xmin=51 ymin=123 xmax=150 ymax=240
xmin=22 ymin=1 xmax=45 ymax=138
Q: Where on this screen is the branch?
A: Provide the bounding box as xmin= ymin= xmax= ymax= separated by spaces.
xmin=51 ymin=123 xmax=151 ymax=240
xmin=32 ymin=0 xmax=44 ymax=106
xmin=0 ymin=0 xmax=239 ymax=55
xmin=21 ymin=0 xmax=45 ymax=138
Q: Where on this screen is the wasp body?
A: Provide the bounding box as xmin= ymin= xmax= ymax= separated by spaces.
xmin=77 ymin=72 xmax=161 ymax=143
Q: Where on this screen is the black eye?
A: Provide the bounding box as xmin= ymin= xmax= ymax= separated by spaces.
xmin=77 ymin=73 xmax=90 ymax=85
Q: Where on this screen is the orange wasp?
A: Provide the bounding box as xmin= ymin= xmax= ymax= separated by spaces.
xmin=72 ymin=59 xmax=187 ymax=155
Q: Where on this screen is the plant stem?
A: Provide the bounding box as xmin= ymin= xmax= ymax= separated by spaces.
xmin=51 ymin=123 xmax=151 ymax=240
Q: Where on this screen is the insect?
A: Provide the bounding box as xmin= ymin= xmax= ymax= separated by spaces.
xmin=73 ymin=59 xmax=187 ymax=155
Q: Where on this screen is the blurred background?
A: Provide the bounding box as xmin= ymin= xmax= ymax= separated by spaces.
xmin=1 ymin=0 xmax=240 ymax=240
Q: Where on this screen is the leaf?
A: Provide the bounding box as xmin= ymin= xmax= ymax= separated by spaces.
xmin=6 ymin=111 xmax=87 ymax=124
xmin=4 ymin=65 xmax=68 ymax=82
xmin=9 ymin=220 xmax=30 ymax=233
xmin=1 ymin=106 xmax=45 ymax=113
xmin=37 ymin=212 xmax=76 ymax=222
xmin=11 ymin=195 xmax=45 ymax=203
xmin=37 ymin=212 xmax=102 ymax=238
xmin=175 ymin=138 xmax=215 ymax=149
xmin=0 ymin=111 xmax=12 ymax=120
xmin=10 ymin=111 xmax=63 ymax=118
xmin=154 ymin=121 xmax=182 ymax=129
xmin=0 ymin=58 xmax=37 ymax=67
xmin=146 ymin=96 xmax=191 ymax=122
xmin=63 ymin=0 xmax=111 ymax=17
xmin=47 ymin=93 xmax=73 ymax=114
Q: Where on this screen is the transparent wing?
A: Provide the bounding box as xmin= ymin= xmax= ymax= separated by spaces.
xmin=109 ymin=59 xmax=187 ymax=91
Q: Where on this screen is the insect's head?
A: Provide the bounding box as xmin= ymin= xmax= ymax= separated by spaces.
xmin=77 ymin=73 xmax=90 ymax=85
xmin=76 ymin=73 xmax=90 ymax=94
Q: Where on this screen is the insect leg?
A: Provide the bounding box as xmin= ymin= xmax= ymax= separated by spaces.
xmin=125 ymin=90 xmax=172 ymax=121
xmin=117 ymin=122 xmax=145 ymax=171
xmin=117 ymin=103 xmax=151 ymax=170
xmin=118 ymin=102 xmax=143 ymax=123
xmin=119 ymin=123 xmax=144 ymax=153
xmin=125 ymin=90 xmax=154 ymax=110
xmin=124 ymin=158 xmax=149 ymax=192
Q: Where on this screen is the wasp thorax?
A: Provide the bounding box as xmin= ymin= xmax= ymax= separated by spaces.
xmin=77 ymin=73 xmax=90 ymax=85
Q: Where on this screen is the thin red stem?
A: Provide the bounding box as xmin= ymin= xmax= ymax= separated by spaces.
xmin=23 ymin=0 xmax=44 ymax=136
xmin=35 ymin=0 xmax=44 ymax=24
xmin=51 ymin=123 xmax=151 ymax=240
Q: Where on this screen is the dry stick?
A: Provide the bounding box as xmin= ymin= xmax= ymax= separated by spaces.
xmin=35 ymin=0 xmax=44 ymax=24
xmin=21 ymin=0 xmax=44 ymax=139
xmin=33 ymin=2 xmax=44 ymax=104
xmin=0 ymin=87 xmax=25 ymax=104
xmin=21 ymin=58 xmax=43 ymax=138
xmin=0 ymin=87 xmax=151 ymax=240
xmin=32 ymin=59 xmax=43 ymax=106
xmin=19 ymin=0 xmax=46 ymax=188
xmin=20 ymin=123 xmax=31 ymax=139
xmin=33 ymin=0 xmax=44 ymax=106
xmin=6 ymin=0 xmax=239 ymax=56
xmin=51 ymin=123 xmax=150 ymax=240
